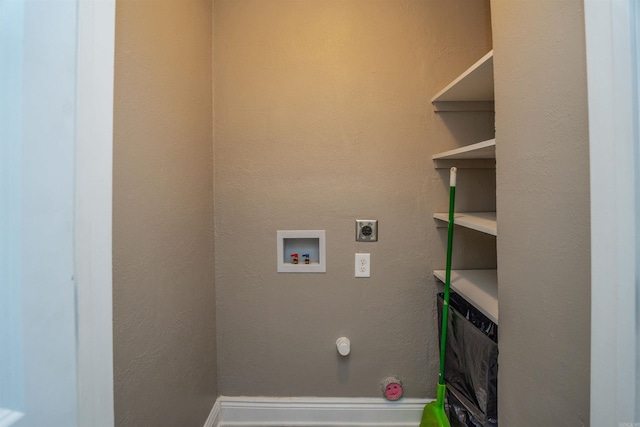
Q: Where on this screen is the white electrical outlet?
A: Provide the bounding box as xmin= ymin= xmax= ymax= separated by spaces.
xmin=355 ymin=253 xmax=370 ymax=278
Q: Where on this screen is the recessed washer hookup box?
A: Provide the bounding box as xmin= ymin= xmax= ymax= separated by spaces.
xmin=276 ymin=230 xmax=326 ymax=273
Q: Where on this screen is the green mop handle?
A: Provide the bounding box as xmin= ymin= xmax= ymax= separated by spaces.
xmin=438 ymin=167 xmax=456 ymax=388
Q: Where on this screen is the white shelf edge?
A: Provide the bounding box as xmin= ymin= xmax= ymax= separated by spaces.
xmin=431 ymin=50 xmax=494 ymax=105
xmin=433 ymin=211 xmax=497 ymax=236
xmin=432 ymin=101 xmax=494 ymax=112
xmin=433 ymin=159 xmax=495 ymax=169
xmin=432 ymin=139 xmax=496 ymax=160
xmin=434 ymin=269 xmax=498 ymax=324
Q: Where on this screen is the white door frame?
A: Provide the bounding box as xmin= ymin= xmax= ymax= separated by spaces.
xmin=584 ymin=0 xmax=639 ymax=424
xmin=2 ymin=0 xmax=114 ymax=424
xmin=75 ymin=0 xmax=116 ymax=425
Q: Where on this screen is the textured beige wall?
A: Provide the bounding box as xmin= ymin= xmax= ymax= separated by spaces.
xmin=491 ymin=0 xmax=591 ymax=425
xmin=113 ymin=0 xmax=217 ymax=425
xmin=214 ymin=0 xmax=494 ymax=398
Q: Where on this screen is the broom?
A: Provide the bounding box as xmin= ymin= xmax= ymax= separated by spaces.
xmin=420 ymin=167 xmax=457 ymax=427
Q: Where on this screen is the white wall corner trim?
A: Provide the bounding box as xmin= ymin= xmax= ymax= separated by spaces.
xmin=203 ymin=398 xmax=221 ymax=427
xmin=206 ymin=396 xmax=431 ymax=427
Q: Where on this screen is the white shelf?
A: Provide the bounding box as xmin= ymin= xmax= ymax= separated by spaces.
xmin=431 ymin=50 xmax=494 ymax=112
xmin=434 ymin=269 xmax=498 ymax=324
xmin=433 ymin=211 xmax=497 ymax=236
xmin=433 ymin=139 xmax=495 ymax=160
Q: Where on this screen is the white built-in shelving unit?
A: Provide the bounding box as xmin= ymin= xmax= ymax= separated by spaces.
xmin=432 ymin=138 xmax=496 ymax=160
xmin=433 ymin=269 xmax=498 ymax=323
xmin=432 ymin=50 xmax=498 ymax=323
xmin=432 ymin=139 xmax=496 ymax=169
xmin=433 ymin=211 xmax=497 ymax=236
xmin=431 ymin=50 xmax=494 ymax=112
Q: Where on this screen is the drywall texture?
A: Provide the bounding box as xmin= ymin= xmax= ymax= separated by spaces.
xmin=214 ymin=0 xmax=494 ymax=398
xmin=113 ymin=1 xmax=217 ymax=425
xmin=491 ymin=0 xmax=590 ymax=425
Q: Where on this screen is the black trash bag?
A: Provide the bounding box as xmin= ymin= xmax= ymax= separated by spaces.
xmin=437 ymin=292 xmax=498 ymax=427
xmin=447 ymin=386 xmax=497 ymax=427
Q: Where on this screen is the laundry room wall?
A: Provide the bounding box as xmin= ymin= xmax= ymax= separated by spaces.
xmin=112 ymin=0 xmax=217 ymax=425
xmin=214 ymin=0 xmax=494 ymax=397
xmin=491 ymin=0 xmax=591 ymax=424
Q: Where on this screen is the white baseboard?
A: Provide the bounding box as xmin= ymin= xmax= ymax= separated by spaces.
xmin=206 ymin=396 xmax=432 ymax=427
xmin=203 ymin=398 xmax=221 ymax=427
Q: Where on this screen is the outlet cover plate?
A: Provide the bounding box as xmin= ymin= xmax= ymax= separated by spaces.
xmin=355 ymin=253 xmax=370 ymax=277
xmin=356 ymin=219 xmax=378 ymax=242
